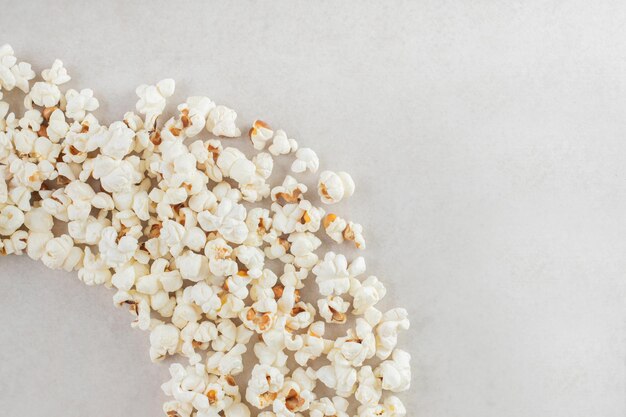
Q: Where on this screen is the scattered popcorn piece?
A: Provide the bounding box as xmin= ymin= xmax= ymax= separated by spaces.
xmin=317 ymin=170 xmax=355 ymax=204
xmin=150 ymin=323 xmax=181 ymax=362
xmin=268 ymin=129 xmax=298 ymax=156
xmin=207 ymin=105 xmax=241 ymax=137
xmin=65 ymin=88 xmax=99 ymax=121
xmin=249 ymin=120 xmax=273 ymax=150
xmin=323 ymin=213 xmax=366 ymax=249
xmin=375 ymin=349 xmax=411 ymax=393
xmin=136 ymin=78 xmax=175 ymax=128
xmin=291 ymin=148 xmax=319 ymax=173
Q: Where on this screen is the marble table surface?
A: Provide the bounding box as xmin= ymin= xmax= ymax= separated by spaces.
xmin=1 ymin=1 xmax=626 ymax=416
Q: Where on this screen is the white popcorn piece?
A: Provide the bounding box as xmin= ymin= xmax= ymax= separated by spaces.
xmin=41 ymin=234 xmax=83 ymax=271
xmin=198 ymin=198 xmax=248 ymax=245
xmin=46 ymin=109 xmax=70 ymax=142
xmin=136 ymin=78 xmax=175 ymax=128
xmin=150 ymin=323 xmax=181 ymax=362
xmin=0 ymin=45 xmax=35 ymax=93
xmin=288 ymin=232 xmax=321 ymax=269
xmin=245 ymin=364 xmax=285 ymax=410
xmin=291 ymin=148 xmax=319 ymax=174
xmin=376 ymin=308 xmax=410 ymax=360
xmin=332 ymin=318 xmax=376 ymax=367
xmin=177 ymin=96 xmax=215 ymax=138
xmin=317 ymin=295 xmax=349 ymax=324
xmin=207 ymin=105 xmax=241 ymax=137
xmin=375 ymin=349 xmax=411 ymax=393
xmin=323 ymin=213 xmax=366 ymax=249
xmin=92 ymin=156 xmax=142 ymax=194
xmin=206 ymin=342 xmax=247 ymax=376
xmin=1 ymin=230 xmax=28 ymax=255
xmin=92 ymin=121 xmax=135 ymax=160
xmin=161 ymin=363 xmax=209 ymax=410
xmin=98 ymin=226 xmax=139 ymax=268
xmin=0 ymin=205 xmax=24 ymax=236
xmin=317 ymin=171 xmax=355 ymax=204
xmin=313 ymin=252 xmax=355 ymax=296
xmin=42 ymin=59 xmax=71 ymax=85
xmin=204 ymin=237 xmax=238 ymax=278
xmin=65 ymin=88 xmax=99 ymax=121
xmin=249 ymin=120 xmax=273 ymax=150
xmin=294 ymin=321 xmax=327 ymax=366
xmin=309 ymin=397 xmax=349 ymax=417
xmin=183 ymin=281 xmax=222 ymax=319
xmin=355 ymin=365 xmax=382 ymax=406
xmin=30 ymin=60 xmax=70 ymax=107
xmin=315 ymin=360 xmax=357 ymax=398
xmin=350 ymin=275 xmax=386 ymax=315
xmin=78 ymin=247 xmax=111 ymax=286
xmin=268 ymin=129 xmax=298 ymax=156
xmin=356 ymin=396 xmax=407 ymax=417
xmin=176 ymin=250 xmax=210 ymax=282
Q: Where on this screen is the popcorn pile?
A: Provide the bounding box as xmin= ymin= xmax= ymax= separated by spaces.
xmin=0 ymin=45 xmax=411 ymax=417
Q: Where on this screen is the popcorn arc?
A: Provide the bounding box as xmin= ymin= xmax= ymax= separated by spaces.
xmin=0 ymin=44 xmax=411 ymax=417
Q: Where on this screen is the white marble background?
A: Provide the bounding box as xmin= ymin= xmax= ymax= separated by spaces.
xmin=1 ymin=1 xmax=626 ymax=416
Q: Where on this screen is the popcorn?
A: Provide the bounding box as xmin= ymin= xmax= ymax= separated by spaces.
xmin=177 ymin=96 xmax=215 ymax=137
xmin=92 ymin=121 xmax=135 ymax=160
xmin=65 ymin=88 xmax=99 ymax=121
xmin=0 ymin=45 xmax=35 ymax=92
xmin=357 ymin=396 xmax=407 ymax=417
xmin=1 ymin=230 xmax=27 ymax=255
xmin=350 ymin=275 xmax=386 ymax=315
xmin=268 ymin=130 xmax=297 ymax=156
xmin=150 ymin=323 xmax=181 ymax=362
xmin=315 ymin=360 xmax=357 ymax=398
xmin=355 ymin=366 xmax=382 ymax=405
xmin=41 ymin=234 xmax=83 ymax=271
xmin=176 ymin=250 xmax=210 ymax=282
xmin=0 ymin=46 xmax=411 ymax=417
xmin=245 ymin=364 xmax=285 ymax=409
xmin=161 ymin=363 xmax=210 ymax=410
xmin=249 ymin=120 xmax=273 ymax=150
xmin=310 ymin=397 xmax=349 ymax=417
xmin=217 ymin=148 xmax=256 ymax=185
xmin=375 ymin=308 xmax=410 ymax=360
xmin=183 ymin=281 xmax=222 ymax=319
xmin=294 ymin=321 xmax=327 ymax=366
xmin=317 ymin=171 xmax=355 ymax=204
xmin=42 ymin=59 xmax=71 ymax=85
xmin=47 ymin=109 xmax=70 ymax=142
xmin=198 ymin=198 xmax=248 ymax=244
xmin=78 ymin=247 xmax=112 ymax=286
xmin=318 ymin=296 xmax=349 ymax=324
xmin=333 ymin=318 xmax=376 ymax=367
xmin=65 ymin=180 xmax=95 ymax=220
xmin=92 ymin=155 xmax=142 ymax=193
xmin=323 ymin=214 xmax=366 ymax=249
xmin=204 ymin=237 xmax=238 ymax=278
xmin=291 ymin=148 xmax=319 ymax=173
xmin=375 ymin=349 xmax=411 ymax=393
xmin=0 ymin=205 xmax=24 ymax=235
xmin=136 ymin=78 xmax=175 ymax=128
xmin=98 ymin=225 xmax=139 ymax=268
xmin=206 ymin=105 xmax=241 ymax=137
xmin=313 ymin=252 xmax=355 ymax=296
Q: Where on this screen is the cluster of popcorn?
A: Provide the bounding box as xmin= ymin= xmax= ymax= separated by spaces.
xmin=0 ymin=45 xmax=411 ymax=417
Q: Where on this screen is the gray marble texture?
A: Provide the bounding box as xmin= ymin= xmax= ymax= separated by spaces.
xmin=1 ymin=1 xmax=626 ymax=416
